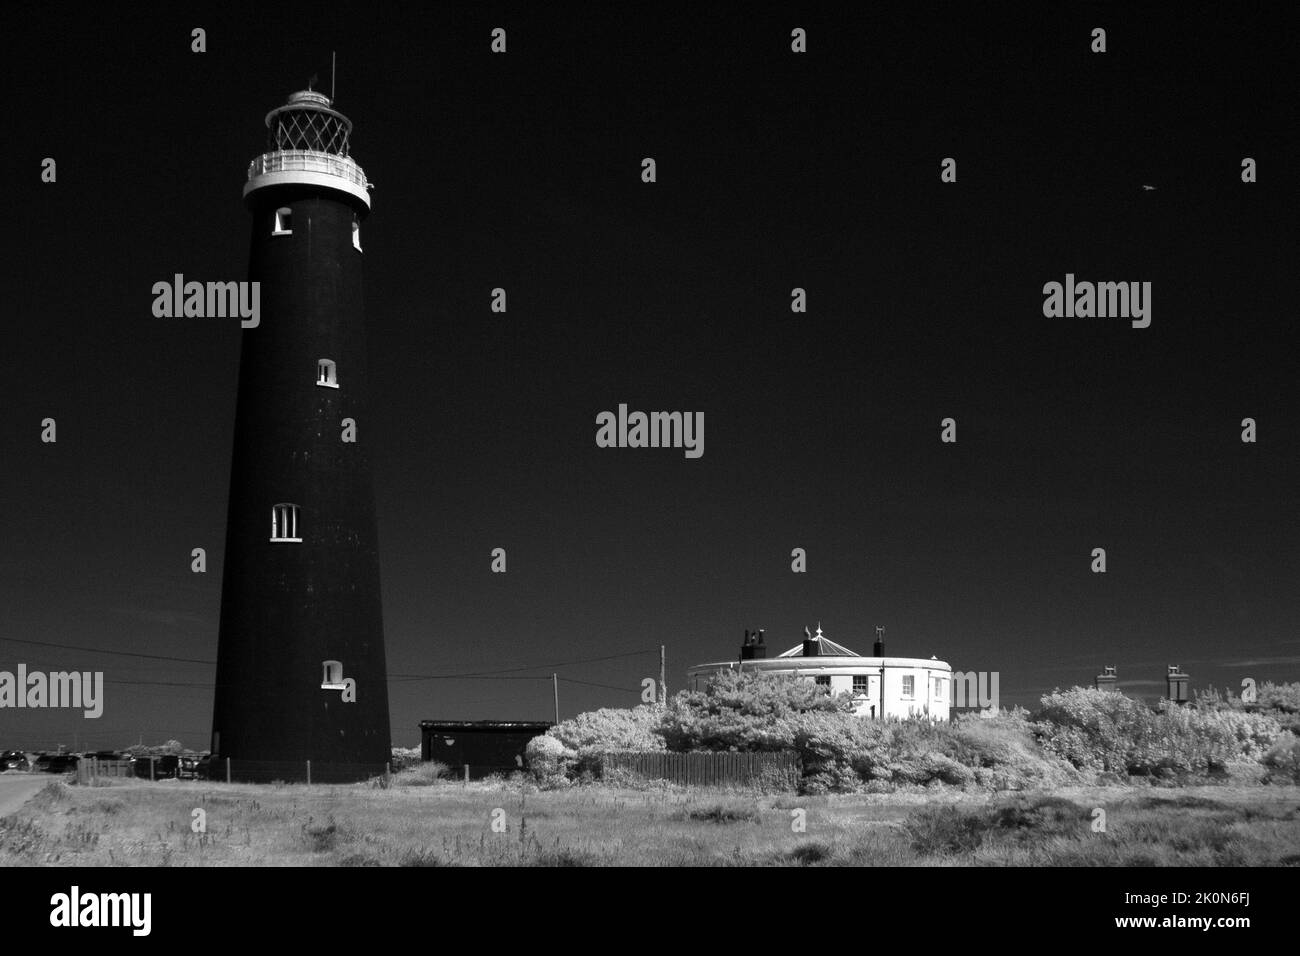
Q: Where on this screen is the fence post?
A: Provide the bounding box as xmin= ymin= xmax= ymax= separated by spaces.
xmin=386 ymin=761 xmax=391 ymax=777
xmin=226 ymin=757 xmax=231 ymax=783
xmin=463 ymin=764 xmax=469 ymax=785
xmin=306 ymin=760 xmax=311 ymax=785
xmin=149 ymin=757 xmax=155 ymax=782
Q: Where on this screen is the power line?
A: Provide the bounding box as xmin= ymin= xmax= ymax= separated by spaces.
xmin=0 ymin=638 xmax=658 ymax=681
xmin=389 ymin=647 xmax=659 ymax=680
xmin=389 ymin=674 xmax=551 ymax=683
xmin=0 ymin=636 xmax=212 ymax=664
xmin=558 ymin=676 xmax=640 ymax=692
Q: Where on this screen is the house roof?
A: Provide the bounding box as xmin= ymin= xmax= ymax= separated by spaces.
xmin=776 ymin=625 xmax=862 ymax=658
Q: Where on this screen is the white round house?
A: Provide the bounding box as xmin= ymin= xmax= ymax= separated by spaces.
xmin=687 ymin=625 xmax=952 ymax=720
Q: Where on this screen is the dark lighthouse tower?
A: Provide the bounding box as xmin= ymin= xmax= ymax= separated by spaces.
xmin=212 ymin=87 xmax=390 ymax=781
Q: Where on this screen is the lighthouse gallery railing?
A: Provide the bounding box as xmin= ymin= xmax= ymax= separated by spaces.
xmin=247 ymin=149 xmax=369 ymax=188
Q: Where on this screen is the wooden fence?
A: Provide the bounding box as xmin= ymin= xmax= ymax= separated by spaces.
xmin=599 ymin=751 xmax=801 ymax=788
xmin=74 ymin=758 xmax=134 ymax=783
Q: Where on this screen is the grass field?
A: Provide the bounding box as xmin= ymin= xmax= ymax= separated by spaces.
xmin=3 ymin=777 xmax=1299 ymax=866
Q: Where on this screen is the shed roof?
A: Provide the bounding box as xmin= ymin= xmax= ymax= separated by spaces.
xmin=419 ymin=720 xmax=553 ymax=731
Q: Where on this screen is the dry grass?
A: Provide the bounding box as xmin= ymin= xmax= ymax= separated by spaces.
xmin=2 ymin=777 xmax=1298 ymax=866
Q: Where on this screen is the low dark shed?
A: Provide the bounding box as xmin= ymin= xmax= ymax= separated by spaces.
xmin=419 ymin=720 xmax=553 ymax=779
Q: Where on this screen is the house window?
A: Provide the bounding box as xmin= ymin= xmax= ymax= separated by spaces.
xmin=814 ymin=675 xmax=831 ymax=688
xmin=352 ymin=216 xmax=362 ymax=251
xmin=934 ymin=677 xmax=946 ymax=698
xmin=321 ymin=660 xmax=345 ymax=689
xmin=852 ymin=675 xmax=868 ymax=695
xmin=271 ymin=503 xmax=301 ymax=542
xmin=902 ymin=675 xmax=915 ymax=697
xmin=273 ymin=207 xmax=293 ymax=235
xmin=317 ymin=358 xmax=338 ymax=388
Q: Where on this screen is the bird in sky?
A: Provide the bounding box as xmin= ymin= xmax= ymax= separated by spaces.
xmin=1141 ymin=185 xmax=1157 ymax=191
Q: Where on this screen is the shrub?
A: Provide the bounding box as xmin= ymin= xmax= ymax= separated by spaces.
xmin=524 ymin=735 xmax=574 ymax=785
xmin=1261 ymin=732 xmax=1300 ymax=782
xmin=679 ymin=802 xmax=760 ymax=825
xmin=390 ymin=760 xmax=452 ymax=786
xmin=990 ymin=796 xmax=1087 ymax=841
xmin=546 ymin=704 xmax=667 ymax=755
xmin=660 ymin=670 xmax=851 ymax=752
xmin=389 ymin=746 xmax=422 ymax=773
xmin=1032 ymin=686 xmax=1281 ymax=779
xmin=782 ymin=841 xmax=834 ymax=865
xmin=942 ymin=712 xmax=1080 ymax=789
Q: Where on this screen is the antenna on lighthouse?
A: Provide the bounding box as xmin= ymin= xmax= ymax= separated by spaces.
xmin=331 ymin=51 xmax=337 ymax=103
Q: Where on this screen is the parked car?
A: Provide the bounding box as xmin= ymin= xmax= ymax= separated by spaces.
xmin=131 ymin=754 xmax=179 ymax=779
xmin=34 ymin=753 xmax=79 ymax=773
xmin=178 ymin=754 xmax=208 ymax=779
xmin=1 ymin=750 xmax=28 ymax=771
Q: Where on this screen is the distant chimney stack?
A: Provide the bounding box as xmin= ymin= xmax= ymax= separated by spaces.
xmin=1095 ymin=665 xmax=1118 ymax=691
xmin=873 ymin=626 xmax=885 ymax=658
xmin=740 ymin=627 xmax=768 ymax=660
xmin=1166 ymin=665 xmax=1190 ymax=704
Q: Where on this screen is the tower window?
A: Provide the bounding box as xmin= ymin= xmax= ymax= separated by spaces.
xmin=321 ymin=660 xmax=345 ymax=689
xmin=273 ymin=207 xmax=292 ymax=235
xmin=270 ymin=503 xmax=301 ymax=542
xmin=352 ymin=216 xmax=362 ymax=252
xmin=901 ymin=675 xmax=915 ymax=698
xmin=317 ymin=358 xmax=338 ymax=388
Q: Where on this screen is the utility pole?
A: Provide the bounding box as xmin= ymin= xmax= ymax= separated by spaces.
xmin=659 ymin=645 xmax=667 ymax=705
xmin=552 ymin=673 xmax=559 ymax=725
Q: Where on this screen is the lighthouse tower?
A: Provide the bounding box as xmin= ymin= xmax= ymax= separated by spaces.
xmin=211 ymin=87 xmax=391 ymax=781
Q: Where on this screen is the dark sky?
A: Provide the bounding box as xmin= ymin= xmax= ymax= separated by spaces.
xmin=4 ymin=3 xmax=1296 ymax=751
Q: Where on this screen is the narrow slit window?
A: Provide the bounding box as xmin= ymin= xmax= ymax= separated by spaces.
xmin=317 ymin=358 xmax=338 ymax=388
xmin=352 ymin=216 xmax=362 ymax=251
xmin=273 ymin=207 xmax=293 ymax=235
xmin=271 ymin=503 xmax=301 ymax=542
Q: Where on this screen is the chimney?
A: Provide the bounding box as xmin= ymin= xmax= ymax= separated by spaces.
xmin=1166 ymin=665 xmax=1190 ymax=704
xmin=872 ymin=626 xmax=885 ymax=658
xmin=1095 ymin=665 xmax=1117 ymax=691
xmin=753 ymin=628 xmax=767 ymax=659
xmin=802 ymin=625 xmax=817 ymax=658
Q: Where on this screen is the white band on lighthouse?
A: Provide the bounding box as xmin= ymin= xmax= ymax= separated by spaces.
xmin=244 ymin=150 xmax=372 ymax=208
